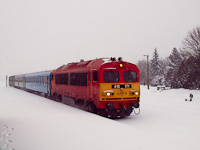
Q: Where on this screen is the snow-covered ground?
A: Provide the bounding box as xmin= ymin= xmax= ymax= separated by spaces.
xmin=0 ymin=82 xmax=200 ymax=150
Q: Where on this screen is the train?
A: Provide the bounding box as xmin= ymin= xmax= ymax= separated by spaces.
xmin=9 ymin=57 xmax=140 ymax=118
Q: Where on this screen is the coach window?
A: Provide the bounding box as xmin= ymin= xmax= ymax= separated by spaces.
xmin=45 ymin=76 xmax=47 ymax=85
xmin=93 ymin=71 xmax=97 ymax=82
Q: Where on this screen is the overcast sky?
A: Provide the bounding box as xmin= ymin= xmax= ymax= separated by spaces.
xmin=0 ymin=0 xmax=200 ymax=76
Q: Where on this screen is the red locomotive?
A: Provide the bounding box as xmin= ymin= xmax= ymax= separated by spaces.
xmin=51 ymin=57 xmax=140 ymax=118
xmin=9 ymin=57 xmax=140 ymax=118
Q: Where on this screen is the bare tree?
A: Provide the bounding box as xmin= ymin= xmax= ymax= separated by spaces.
xmin=178 ymin=26 xmax=200 ymax=89
xmin=181 ymin=26 xmax=200 ymax=57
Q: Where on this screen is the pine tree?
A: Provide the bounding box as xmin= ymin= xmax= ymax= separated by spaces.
xmin=150 ymin=48 xmax=162 ymax=76
xmin=150 ymin=48 xmax=163 ymax=85
xmin=168 ymin=48 xmax=182 ymax=88
xmin=169 ymin=48 xmax=182 ymax=72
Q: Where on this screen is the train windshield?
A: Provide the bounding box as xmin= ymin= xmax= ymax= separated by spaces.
xmin=124 ymin=71 xmax=137 ymax=82
xmin=103 ymin=71 xmax=119 ymax=82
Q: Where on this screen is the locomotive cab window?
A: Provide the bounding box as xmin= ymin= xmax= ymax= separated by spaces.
xmin=124 ymin=71 xmax=137 ymax=82
xmin=103 ymin=71 xmax=119 ymax=82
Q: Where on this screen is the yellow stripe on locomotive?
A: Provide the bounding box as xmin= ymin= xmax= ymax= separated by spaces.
xmin=100 ymin=83 xmax=140 ymax=101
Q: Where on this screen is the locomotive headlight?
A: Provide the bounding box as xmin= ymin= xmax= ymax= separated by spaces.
xmin=135 ymin=92 xmax=139 ymax=95
xmin=103 ymin=90 xmax=114 ymax=96
xmin=130 ymin=90 xmax=139 ymax=95
xmin=119 ymin=63 xmax=123 ymax=68
xmin=107 ymin=92 xmax=111 ymax=96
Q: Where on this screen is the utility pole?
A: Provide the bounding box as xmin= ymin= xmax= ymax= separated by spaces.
xmin=144 ymin=55 xmax=150 ymax=89
xmin=6 ymin=75 xmax=7 ymax=87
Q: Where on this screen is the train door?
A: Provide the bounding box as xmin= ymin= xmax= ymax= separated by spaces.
xmin=88 ymin=72 xmax=93 ymax=100
xmin=23 ymin=77 xmax=26 ymax=88
xmin=92 ymin=71 xmax=98 ymax=100
xmin=51 ymin=73 xmax=55 ymax=96
xmin=88 ymin=71 xmax=98 ymax=101
xmin=47 ymin=76 xmax=49 ymax=94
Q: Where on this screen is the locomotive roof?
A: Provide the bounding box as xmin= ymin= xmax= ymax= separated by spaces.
xmin=55 ymin=58 xmax=112 ymax=71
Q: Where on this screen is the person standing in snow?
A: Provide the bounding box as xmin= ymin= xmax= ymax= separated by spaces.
xmin=189 ymin=93 xmax=193 ymax=101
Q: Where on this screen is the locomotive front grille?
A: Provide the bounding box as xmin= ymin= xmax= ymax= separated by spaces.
xmin=101 ymin=97 xmax=137 ymax=101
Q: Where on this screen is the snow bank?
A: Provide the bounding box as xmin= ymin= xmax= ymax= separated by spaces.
xmin=0 ymin=86 xmax=200 ymax=150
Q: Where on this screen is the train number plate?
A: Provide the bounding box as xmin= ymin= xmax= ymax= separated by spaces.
xmin=112 ymin=84 xmax=132 ymax=89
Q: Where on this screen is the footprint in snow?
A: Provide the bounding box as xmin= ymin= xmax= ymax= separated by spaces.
xmin=0 ymin=122 xmax=15 ymax=150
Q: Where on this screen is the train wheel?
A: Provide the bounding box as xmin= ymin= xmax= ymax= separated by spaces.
xmin=89 ymin=103 xmax=97 ymax=113
xmin=124 ymin=107 xmax=133 ymax=116
xmin=57 ymin=95 xmax=62 ymax=102
xmin=98 ymin=109 xmax=105 ymax=117
xmin=52 ymin=94 xmax=62 ymax=102
xmin=84 ymin=101 xmax=97 ymax=113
